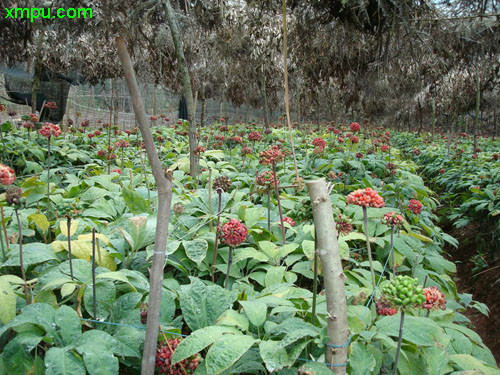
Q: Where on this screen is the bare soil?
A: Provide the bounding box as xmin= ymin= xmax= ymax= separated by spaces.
xmin=445 ymin=223 xmax=500 ymax=364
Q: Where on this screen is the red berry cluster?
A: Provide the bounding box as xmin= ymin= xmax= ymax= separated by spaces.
xmin=259 ymin=145 xmax=284 ymax=165
xmin=150 ymin=115 xmax=158 ymax=121
xmin=39 ymin=123 xmax=62 ymax=138
xmin=231 ymin=136 xmax=243 ymax=144
xmin=376 ymin=298 xmax=397 ymax=316
xmin=241 ymin=146 xmax=252 ymax=156
xmin=29 ymin=113 xmax=39 ymax=122
xmin=88 ymin=133 xmax=95 ymax=139
xmin=380 ymin=144 xmax=389 ymax=152
xmin=140 ymin=303 xmax=148 ymax=324
xmin=350 ymin=135 xmax=359 ymax=144
xmin=248 ymin=131 xmax=262 ymax=142
xmin=413 ymin=148 xmax=421 ymax=156
xmin=221 ymin=219 xmax=248 ymax=246
xmin=115 ymin=140 xmax=130 ymax=148
xmin=155 ymin=338 xmax=200 ymax=374
xmin=112 ymin=168 xmax=122 ymax=175
xmin=256 ymin=170 xmax=279 ymax=187
xmin=0 ymin=164 xmax=16 ymax=185
xmin=281 ymin=216 xmax=296 ymax=227
xmin=355 ymin=152 xmax=363 ymax=159
xmin=214 ymin=135 xmax=224 ymax=141
xmin=346 ymin=188 xmax=385 ymax=208
xmin=381 ymin=211 xmax=404 ymax=227
xmin=492 ymin=153 xmax=499 ymax=161
xmin=194 ymin=146 xmax=205 ymax=156
xmin=421 ymin=286 xmax=446 ymax=310
xmin=336 ymin=214 xmax=353 ymax=235
xmin=312 ymin=137 xmax=326 ymax=150
xmin=44 ymin=101 xmax=57 ymax=109
xmin=407 ymin=199 xmax=422 ymax=215
xmin=350 ymin=122 xmax=361 ymax=132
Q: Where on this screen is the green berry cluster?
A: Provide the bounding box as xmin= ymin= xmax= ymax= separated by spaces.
xmin=56 ymin=199 xmax=82 ymax=218
xmin=382 ymin=275 xmax=425 ymax=308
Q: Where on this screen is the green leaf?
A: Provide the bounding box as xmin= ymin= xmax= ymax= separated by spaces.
xmin=259 ymin=340 xmax=289 ymax=372
xmin=75 ymin=329 xmax=139 ymax=358
xmin=55 ymin=305 xmax=82 ymax=346
xmin=122 ymin=188 xmax=152 ymax=214
xmin=44 ymin=348 xmax=86 ymax=375
xmin=82 ymin=347 xmax=119 ymax=375
xmin=239 ymin=300 xmax=267 ymax=327
xmin=298 ymin=362 xmax=333 ymax=375
xmin=259 ymin=241 xmax=279 ymax=259
xmin=265 ymin=266 xmax=286 ymax=287
xmin=205 ymin=334 xmax=256 ymax=375
xmin=244 ymin=207 xmax=266 ymax=228
xmin=232 ymin=247 xmax=269 ymax=263
xmin=2 ymin=242 xmax=57 ymax=267
xmin=83 ymin=280 xmax=116 ymax=320
xmin=96 ymin=271 xmax=136 ymax=291
xmin=183 ymin=239 xmax=208 ymax=265
xmin=424 ymin=345 xmax=451 ymax=375
xmin=28 ymin=213 xmax=50 ymax=232
xmin=302 ymin=240 xmax=315 ymax=259
xmin=60 ymin=283 xmax=77 ymax=298
xmin=375 ymin=315 xmax=441 ymax=346
xmin=0 ymin=278 xmax=16 ymax=324
xmin=216 ymin=309 xmax=249 ymax=331
xmin=349 ymin=342 xmax=376 ymax=375
xmin=172 ymin=326 xmax=236 ymax=365
xmin=179 ymin=277 xmax=237 ymax=331
xmin=450 ymin=354 xmax=500 ymax=375
xmin=278 ymin=243 xmax=299 ymax=258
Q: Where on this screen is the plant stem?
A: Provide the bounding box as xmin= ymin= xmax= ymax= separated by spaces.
xmin=0 ymin=219 xmax=5 ymax=260
xmin=15 ymin=208 xmax=30 ymax=305
xmin=267 ymin=189 xmax=271 ymax=231
xmin=211 ymin=189 xmax=222 ymax=282
xmin=91 ymin=228 xmax=97 ymax=327
xmin=224 ymin=246 xmax=233 ymax=289
xmin=363 ymin=206 xmax=376 ymax=289
xmin=67 ymin=217 xmax=74 ymax=280
xmin=208 ymin=169 xmax=213 ymax=232
xmin=393 ymin=310 xmax=406 ymax=375
xmin=46 ymin=136 xmax=51 ymax=219
xmin=0 ymin=206 xmax=9 ymax=251
xmin=272 ymin=162 xmax=286 ymax=244
xmin=390 ymin=225 xmax=396 ymax=276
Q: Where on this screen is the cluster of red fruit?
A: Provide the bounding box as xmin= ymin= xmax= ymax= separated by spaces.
xmin=221 ymin=219 xmax=248 ymax=246
xmin=0 ymin=164 xmax=16 ymax=185
xmin=336 ymin=214 xmax=353 ymax=235
xmin=115 ymin=140 xmax=130 ymax=148
xmin=312 ymin=137 xmax=326 ymax=150
xmin=155 ymin=338 xmax=200 ymax=374
xmin=150 ymin=115 xmax=158 ymax=121
xmin=112 ymin=168 xmax=122 ymax=175
xmin=256 ymin=170 xmax=279 ymax=187
xmin=194 ymin=146 xmax=205 ymax=156
xmin=281 ymin=216 xmax=296 ymax=227
xmin=259 ymin=145 xmax=285 ymax=165
xmin=350 ymin=135 xmax=359 ymax=144
xmin=380 ymin=144 xmax=390 ymax=152
xmin=381 ymin=211 xmax=404 ymax=227
xmin=39 ymin=123 xmax=62 ymax=138
xmin=248 ymin=131 xmax=263 ymax=142
xmin=407 ymin=199 xmax=422 ymax=214
xmin=346 ymin=188 xmax=385 ymax=208
xmin=44 ymin=101 xmax=57 ymax=109
xmin=350 ymin=122 xmax=361 ymax=132
xmin=355 ymin=152 xmax=363 ymax=159
xmin=421 ymin=286 xmax=446 ymax=310
xmin=241 ymin=146 xmax=252 ymax=156
xmin=376 ymin=298 xmax=397 ymax=316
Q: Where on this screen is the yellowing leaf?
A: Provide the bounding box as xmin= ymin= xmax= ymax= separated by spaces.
xmin=60 ymin=219 xmax=79 ymax=237
xmin=51 ymin=240 xmax=66 ymax=253
xmin=78 ymin=233 xmax=110 ymax=245
xmin=28 ymin=213 xmax=50 ymax=232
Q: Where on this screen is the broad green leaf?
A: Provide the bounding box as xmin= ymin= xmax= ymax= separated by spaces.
xmin=259 ymin=340 xmax=288 ymax=373
xmin=172 ymin=326 xmax=236 ymax=365
xmin=244 ymin=207 xmax=266 ymax=228
xmin=122 ymin=188 xmax=152 ymax=214
xmin=2 ymin=243 xmax=57 ymax=267
xmin=96 ymin=271 xmax=136 ymax=291
xmin=232 ymin=247 xmax=269 ymax=263
xmin=0 ymin=278 xmax=16 ymax=324
xmin=113 ymin=327 xmax=143 ymax=358
xmin=28 ymin=213 xmax=50 ymax=232
xmin=55 ymin=305 xmax=82 ymax=346
xmin=450 ymin=354 xmax=500 ymax=375
xmin=75 ymin=329 xmax=138 ymax=358
xmin=239 ymin=301 xmax=267 ymax=327
xmin=302 ymin=240 xmax=315 ymax=259
xmin=44 ymin=348 xmax=86 ymax=375
xmin=60 ymin=283 xmax=77 ymax=298
xmin=278 ymin=243 xmax=299 ymax=258
xmin=82 ymin=347 xmax=119 ymax=375
xmin=60 ymin=219 xmax=79 ymax=237
xmin=265 ymin=266 xmax=286 ymax=287
xmin=183 ymin=239 xmax=208 ymax=265
xmin=424 ymin=345 xmax=451 ymax=375
xmin=216 ymin=309 xmax=249 ymax=331
xmin=83 ymin=280 xmax=116 ymax=320
xmin=375 ymin=315 xmax=441 ymax=346
xmin=205 ymin=334 xmax=256 ymax=375
xmin=349 ymin=342 xmax=376 ymax=375
xmin=259 ymin=241 xmax=279 ymax=259
xmin=338 ymin=239 xmax=349 ymax=260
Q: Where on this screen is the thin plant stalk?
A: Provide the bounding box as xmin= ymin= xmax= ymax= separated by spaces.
xmin=267 ymin=189 xmax=271 ymax=231
xmin=362 ymin=206 xmax=376 ymax=289
xmin=1 ymin=207 xmax=8 ymax=250
xmin=211 ymin=189 xmax=223 ymax=282
xmin=67 ymin=217 xmax=74 ymax=280
xmin=393 ymin=310 xmax=406 ymax=375
xmin=0 ymin=221 xmax=5 ymax=260
xmin=91 ymin=228 xmax=97 ymax=327
xmin=46 ymin=135 xmax=52 ymax=219
xmin=208 ymin=169 xmax=213 ymax=232
xmin=15 ymin=208 xmax=30 ymax=305
xmin=272 ymin=162 xmax=286 ymax=244
xmin=390 ymin=226 xmax=396 ymax=276
xmin=224 ymin=246 xmax=233 ymax=289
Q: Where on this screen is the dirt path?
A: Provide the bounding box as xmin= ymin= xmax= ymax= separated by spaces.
xmin=445 ymin=224 xmax=500 ymax=364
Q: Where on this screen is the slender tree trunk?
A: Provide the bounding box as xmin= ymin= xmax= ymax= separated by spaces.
xmin=31 ymin=36 xmax=44 ymax=114
xmin=282 ymin=0 xmax=299 ymax=180
xmin=260 ymin=69 xmax=270 ymax=129
xmin=153 ymin=84 xmax=157 ymax=116
xmin=200 ymin=85 xmax=206 ymax=127
xmin=165 ymin=0 xmax=197 ymax=177
xmin=307 ymin=179 xmax=348 ymax=374
xmin=474 ymin=72 xmax=480 ymax=151
xmin=115 ymin=36 xmax=173 ymax=375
